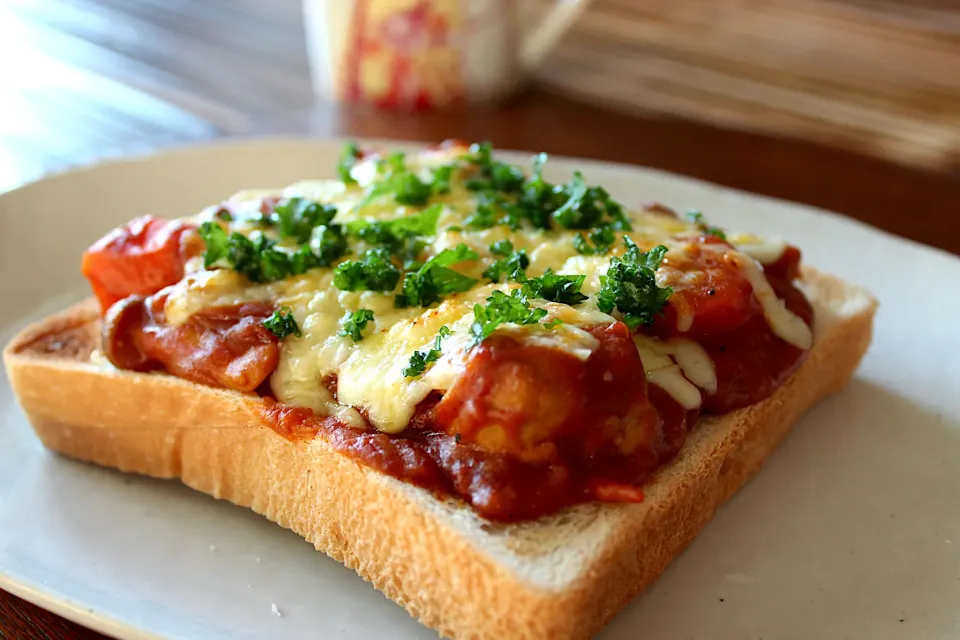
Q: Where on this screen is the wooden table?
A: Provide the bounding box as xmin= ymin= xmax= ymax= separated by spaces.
xmin=3 ymin=2 xmax=960 ymax=640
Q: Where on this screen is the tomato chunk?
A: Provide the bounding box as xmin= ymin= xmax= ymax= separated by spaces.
xmin=81 ymin=216 xmax=196 ymax=312
xmin=652 ymin=236 xmax=758 ymax=338
xmin=101 ymin=295 xmax=280 ymax=393
xmin=434 ymin=322 xmax=662 ymax=460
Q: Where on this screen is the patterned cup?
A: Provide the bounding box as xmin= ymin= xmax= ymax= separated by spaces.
xmin=302 ymin=0 xmax=591 ymax=110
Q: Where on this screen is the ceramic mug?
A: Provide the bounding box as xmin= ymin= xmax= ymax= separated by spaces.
xmin=302 ymin=0 xmax=592 ymax=109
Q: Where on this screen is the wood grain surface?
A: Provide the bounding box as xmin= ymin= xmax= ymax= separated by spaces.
xmin=2 ymin=0 xmax=959 ymax=639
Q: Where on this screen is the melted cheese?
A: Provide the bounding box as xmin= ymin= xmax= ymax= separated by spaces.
xmin=633 ymin=336 xmax=717 ymax=410
xmin=731 ymin=252 xmax=813 ymax=350
xmin=163 ymin=146 xmax=809 ymax=432
xmin=729 ymin=232 xmax=787 ymax=265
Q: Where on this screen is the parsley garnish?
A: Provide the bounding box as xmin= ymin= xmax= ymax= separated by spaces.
xmin=199 ymin=224 xmax=296 ymax=283
xmin=464 ymin=142 xmax=525 ymax=193
xmin=395 ymin=243 xmax=479 ymax=307
xmin=403 ymin=326 xmax=452 ymax=377
xmin=596 ymin=239 xmax=672 ymax=329
xmin=430 ymin=164 xmax=456 ymax=195
xmin=522 ymin=270 xmax=588 ymax=305
xmin=347 ymin=203 xmax=442 ymax=245
xmin=310 ymin=224 xmax=349 ymax=267
xmin=463 ymin=195 xmax=503 ymax=230
xmin=470 ymin=290 xmax=548 ymax=345
xmin=273 ymin=197 xmax=338 ymax=244
xmin=687 ymin=211 xmax=727 ymax=240
xmin=573 ymin=225 xmax=617 ymax=255
xmin=361 ymin=152 xmax=453 ymax=208
xmin=263 ymin=307 xmax=302 ymax=339
xmin=460 ymin=144 xmax=632 ymax=234
xmin=489 ymin=239 xmax=514 ymax=256
xmin=199 ymin=221 xmax=230 ymax=268
xmin=333 ymin=247 xmax=402 ymax=292
xmin=338 ymin=141 xmax=361 ymax=184
xmin=199 ymin=217 xmax=345 ymax=283
xmin=483 ymin=249 xmax=529 ymax=283
xmin=338 ymin=309 xmax=375 ymax=342
xmin=392 ymin=172 xmax=433 ymax=206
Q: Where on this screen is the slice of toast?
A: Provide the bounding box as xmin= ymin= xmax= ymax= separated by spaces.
xmin=3 ymin=266 xmax=877 ymax=640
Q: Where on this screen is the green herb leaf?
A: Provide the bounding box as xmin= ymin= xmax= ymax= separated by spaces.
xmin=482 ymin=249 xmax=529 ymax=284
xmin=396 ymin=243 xmax=479 ymax=308
xmin=392 ymin=172 xmax=432 ymax=206
xmin=310 ymin=224 xmax=349 ymax=267
xmin=273 ymin=198 xmax=338 ymax=244
xmin=463 ymin=198 xmax=502 ymax=230
xmin=360 ymin=152 xmax=454 ymax=208
xmin=255 ymin=235 xmax=295 ymax=281
xmin=347 ymin=203 xmax=443 ymax=243
xmin=522 ymin=269 xmax=588 ymax=305
xmin=464 ymin=142 xmax=525 ymax=193
xmin=573 ymin=225 xmax=617 ymax=255
xmin=403 ymin=326 xmax=452 ymax=377
xmin=489 ymin=239 xmax=514 ymax=257
xmin=338 ymin=141 xmax=361 ymax=184
xmin=263 ymin=307 xmax=302 ymax=339
xmin=596 ymin=239 xmax=672 ymax=328
xmin=470 ymin=290 xmax=548 ymax=345
xmin=199 ymin=221 xmax=229 ymax=268
xmin=333 ymin=247 xmax=402 ymax=292
xmin=338 ymin=309 xmax=375 ymax=342
xmin=430 ymin=164 xmax=456 ymax=195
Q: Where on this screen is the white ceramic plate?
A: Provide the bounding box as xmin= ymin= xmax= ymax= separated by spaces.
xmin=2 ymin=138 xmax=959 ymax=640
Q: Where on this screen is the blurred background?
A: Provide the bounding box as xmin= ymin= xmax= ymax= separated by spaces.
xmin=1 ymin=0 xmax=959 ymax=241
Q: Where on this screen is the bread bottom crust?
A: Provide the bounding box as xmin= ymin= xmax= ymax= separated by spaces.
xmin=3 ymin=268 xmax=877 ymax=640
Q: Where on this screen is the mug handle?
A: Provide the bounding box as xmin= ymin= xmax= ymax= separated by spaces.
xmin=520 ymin=0 xmax=593 ymax=70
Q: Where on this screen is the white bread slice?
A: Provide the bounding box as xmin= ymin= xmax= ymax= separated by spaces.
xmin=2 ymin=266 xmax=877 ymax=640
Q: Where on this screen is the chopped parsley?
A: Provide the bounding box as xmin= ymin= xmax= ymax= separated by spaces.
xmin=459 ymin=144 xmax=632 ymax=234
xmin=263 ymin=308 xmax=301 ymax=339
xmin=199 ymin=221 xmax=230 ymax=268
xmin=430 ymin=164 xmax=456 ymax=195
xmin=362 ymin=152 xmax=454 ymax=208
xmin=395 ymin=243 xmax=479 ymax=307
xmin=402 ymin=326 xmax=452 ymax=377
xmin=273 ymin=197 xmax=337 ymax=244
xmin=464 ymin=142 xmax=526 ymax=193
xmin=463 ymin=195 xmax=503 ymax=230
xmin=338 ymin=309 xmax=375 ymax=342
xmin=573 ymin=225 xmax=617 ymax=255
xmin=333 ymin=247 xmax=401 ymax=292
xmin=347 ymin=203 xmax=442 ymax=245
xmin=199 ymin=214 xmax=346 ymax=283
xmin=482 ymin=249 xmax=529 ymax=284
xmin=489 ymin=239 xmax=515 ymax=256
xmin=687 ymin=211 xmax=727 ymax=240
xmin=309 ymin=223 xmax=349 ymax=267
xmin=470 ymin=290 xmax=548 ymax=346
xmin=338 ymin=141 xmax=361 ymax=184
xmin=200 ymin=224 xmax=304 ymax=283
xmin=522 ymin=270 xmax=588 ymax=305
xmin=596 ymin=239 xmax=672 ymax=329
